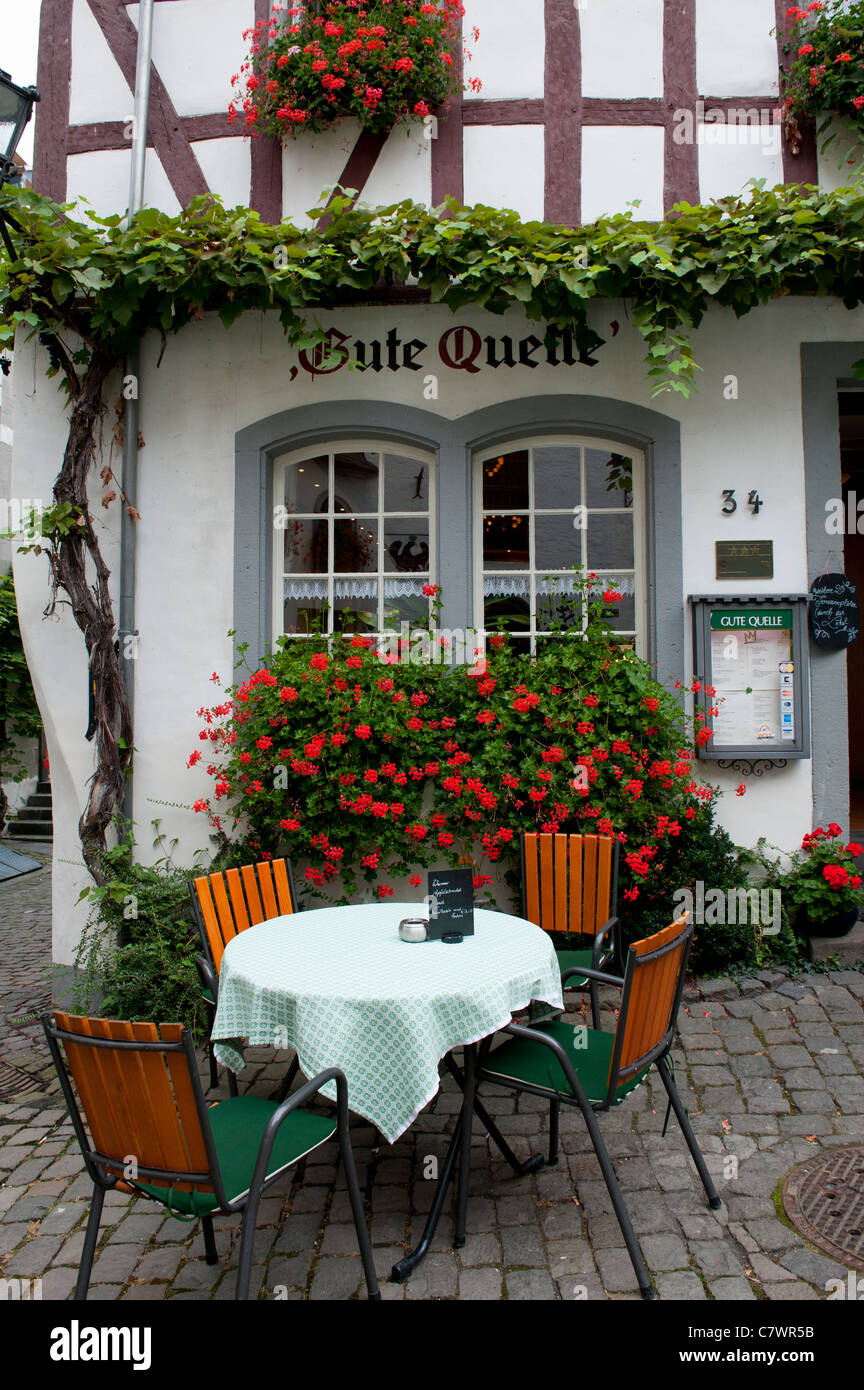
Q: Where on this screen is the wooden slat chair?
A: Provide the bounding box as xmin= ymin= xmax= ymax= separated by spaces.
xmin=43 ymin=1011 xmax=380 ymax=1301
xmin=476 ymin=914 xmax=721 ymax=1299
xmin=189 ymin=858 xmax=298 ymax=1094
xmin=521 ymin=832 xmax=621 ymax=1024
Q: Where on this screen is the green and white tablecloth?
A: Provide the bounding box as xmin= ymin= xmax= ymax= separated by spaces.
xmin=212 ymin=902 xmax=563 ymax=1144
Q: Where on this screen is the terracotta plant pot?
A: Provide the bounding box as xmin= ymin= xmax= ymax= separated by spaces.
xmin=803 ymin=906 xmax=860 ymax=939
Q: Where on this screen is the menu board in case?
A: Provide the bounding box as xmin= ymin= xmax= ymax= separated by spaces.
xmin=690 ymin=598 xmax=810 ymax=761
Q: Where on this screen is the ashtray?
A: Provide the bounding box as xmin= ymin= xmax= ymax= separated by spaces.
xmin=398 ymin=918 xmax=429 ymax=943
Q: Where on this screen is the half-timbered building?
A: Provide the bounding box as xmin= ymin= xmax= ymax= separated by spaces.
xmin=10 ymin=0 xmax=864 ymax=961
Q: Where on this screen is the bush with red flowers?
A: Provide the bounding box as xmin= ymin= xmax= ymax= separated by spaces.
xmin=230 ymin=0 xmax=479 ymax=138
xmin=778 ymin=2 xmax=864 ymax=145
xmin=188 ymin=585 xmax=759 ymax=965
xmin=782 ymin=824 xmax=864 ymax=925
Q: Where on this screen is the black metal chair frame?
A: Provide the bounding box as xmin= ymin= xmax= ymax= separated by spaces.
xmin=43 ymin=1014 xmax=380 ymax=1301
xmin=519 ymin=833 xmax=622 ymax=1027
xmin=189 ymin=872 xmax=301 ymax=1101
xmin=475 ymin=919 xmax=722 ymax=1300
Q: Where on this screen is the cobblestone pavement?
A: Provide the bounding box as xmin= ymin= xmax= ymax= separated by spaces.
xmin=2 ymin=855 xmax=864 ymax=1301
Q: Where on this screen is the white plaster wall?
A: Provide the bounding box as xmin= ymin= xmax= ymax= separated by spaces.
xmin=816 ymin=116 xmax=864 ymax=193
xmin=66 ymin=149 xmax=182 ymax=220
xmin=9 ymin=338 xmax=123 ymax=965
xmin=580 ymin=0 xmax=664 ymax=100
xmin=463 ymin=126 xmax=545 ymax=220
xmin=127 ymin=0 xmax=252 ymax=118
xmin=696 ymin=0 xmax=779 ymax=98
xmin=15 ymin=295 xmax=864 ymax=961
xmin=69 ymin=0 xmax=133 ymax=126
xmin=697 ymin=120 xmax=785 ymax=204
xmin=580 ymin=125 xmax=665 ymax=223
xmin=362 ymin=124 xmax=432 ymax=209
xmin=461 ymin=0 xmax=545 ymax=101
xmin=282 ymin=123 xmax=371 ymax=225
xmin=192 ymin=137 xmax=252 ymax=211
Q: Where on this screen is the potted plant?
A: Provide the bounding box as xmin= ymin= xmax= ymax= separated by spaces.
xmin=777 ymin=1 xmax=864 ymax=154
xmin=230 ymin=0 xmax=479 ymax=139
xmin=783 ymin=824 xmax=864 ymax=937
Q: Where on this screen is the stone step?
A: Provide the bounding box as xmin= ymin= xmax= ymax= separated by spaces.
xmin=5 ymin=820 xmax=53 ymax=840
xmin=809 ymin=918 xmax=864 ymax=966
xmin=36 ymin=780 xmax=51 ymax=796
xmin=28 ymin=793 xmax=52 ymax=809
xmin=13 ymin=805 xmax=52 ymax=821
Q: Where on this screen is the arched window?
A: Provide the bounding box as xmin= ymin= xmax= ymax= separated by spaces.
xmin=273 ymin=440 xmax=435 ymax=641
xmin=474 ymin=437 xmax=647 ymax=655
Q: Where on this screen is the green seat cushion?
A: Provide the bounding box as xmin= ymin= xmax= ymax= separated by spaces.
xmin=480 ymin=1021 xmax=649 ymax=1106
xmin=202 ymin=986 xmax=215 ymax=1006
xmin=133 ymin=1095 xmax=336 ymax=1215
xmin=554 ymin=945 xmax=613 ymax=988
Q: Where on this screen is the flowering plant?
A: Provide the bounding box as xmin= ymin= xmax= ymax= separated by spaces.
xmin=783 ymin=823 xmax=864 ymax=923
xmin=779 ymin=1 xmax=864 ymax=144
xmin=189 ymin=584 xmax=754 ymax=966
xmin=231 ymin=0 xmax=478 ymax=138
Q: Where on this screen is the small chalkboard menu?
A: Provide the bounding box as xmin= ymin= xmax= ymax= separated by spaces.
xmin=810 ymin=574 xmax=859 ymax=650
xmin=426 ymin=868 xmax=475 ymax=940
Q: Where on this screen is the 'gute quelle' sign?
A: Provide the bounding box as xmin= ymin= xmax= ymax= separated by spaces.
xmin=286 ymin=325 xmax=598 ymax=382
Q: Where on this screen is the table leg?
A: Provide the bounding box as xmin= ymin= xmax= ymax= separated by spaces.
xmin=454 ymin=1043 xmax=475 ymax=1248
xmin=390 ymin=1110 xmax=464 ymax=1283
xmin=444 ymin=1053 xmax=544 ymax=1178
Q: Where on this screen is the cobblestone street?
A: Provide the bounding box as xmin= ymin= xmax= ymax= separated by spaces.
xmin=2 ymin=855 xmax=864 ymax=1301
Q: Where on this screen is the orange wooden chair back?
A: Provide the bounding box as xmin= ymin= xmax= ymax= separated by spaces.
xmin=522 ymin=833 xmax=616 ymax=938
xmin=611 ymin=913 xmax=691 ymax=1089
xmin=192 ymin=858 xmax=296 ymax=973
xmin=53 ymin=1012 xmax=213 ymax=1196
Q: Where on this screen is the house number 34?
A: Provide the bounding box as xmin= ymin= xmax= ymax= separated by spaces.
xmin=722 ymin=490 xmax=763 ymax=515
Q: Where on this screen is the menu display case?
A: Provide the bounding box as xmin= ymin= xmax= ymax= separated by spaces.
xmin=689 ymin=596 xmax=811 ymax=762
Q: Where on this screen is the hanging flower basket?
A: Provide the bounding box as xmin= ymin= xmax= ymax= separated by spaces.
xmin=230 ymin=0 xmax=479 ymax=139
xmin=778 ymin=1 xmax=864 ymax=148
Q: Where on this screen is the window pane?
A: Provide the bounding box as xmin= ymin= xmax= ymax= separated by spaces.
xmin=334 ymin=451 xmax=379 ymax=513
xmin=586 ymin=513 xmax=635 ymax=569
xmin=536 ymin=586 xmax=585 ymax=633
xmin=334 ymin=519 xmax=377 ymax=573
xmin=483 ymin=514 xmax=529 ymax=567
xmin=483 ymin=451 xmax=529 ymax=510
xmin=284 ymin=517 xmax=328 ymax=574
xmin=384 ymin=454 xmax=429 ymax=513
xmin=534 ymin=446 xmax=581 ymax=508
xmin=384 ymin=519 xmax=430 ymax=572
xmin=535 ymin=514 xmax=583 ymax=571
xmin=283 ymin=591 xmax=326 ymax=635
xmin=484 ymin=591 xmax=530 ymax=634
xmin=334 ymin=588 xmax=377 ymax=634
xmin=383 ymin=587 xmax=429 ymax=631
xmin=283 ymin=455 xmax=328 ymax=513
xmin=602 ymin=592 xmax=636 ymax=633
xmin=585 ymin=449 xmax=634 ymax=509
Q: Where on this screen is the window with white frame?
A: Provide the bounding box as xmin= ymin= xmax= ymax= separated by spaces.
xmin=273 ymin=442 xmax=435 ymax=640
xmin=474 ymin=438 xmax=647 ymax=655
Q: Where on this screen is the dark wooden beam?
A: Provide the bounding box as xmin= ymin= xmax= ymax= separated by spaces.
xmin=774 ymin=0 xmax=818 ymax=185
xmin=250 ymin=0 xmax=283 ymax=222
xmin=664 ymin=0 xmax=698 ymax=210
xmin=86 ymin=0 xmax=210 ymax=207
xmin=544 ymin=0 xmax=581 ymax=226
xmin=33 ymin=0 xmax=74 ymax=201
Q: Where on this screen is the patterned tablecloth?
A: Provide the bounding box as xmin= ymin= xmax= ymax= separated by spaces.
xmin=211 ymin=902 xmax=563 ymax=1144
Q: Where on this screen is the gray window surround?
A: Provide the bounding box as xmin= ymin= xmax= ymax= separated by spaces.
xmin=234 ymin=395 xmax=684 ymax=689
xmin=801 ymin=343 xmax=861 ymax=830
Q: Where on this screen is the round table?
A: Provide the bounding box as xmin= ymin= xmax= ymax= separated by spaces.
xmin=211 ymin=901 xmax=563 ymax=1145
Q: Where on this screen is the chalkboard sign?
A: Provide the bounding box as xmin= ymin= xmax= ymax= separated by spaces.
xmin=810 ymin=573 xmax=859 ymax=650
xmin=426 ymin=868 xmax=475 ymax=940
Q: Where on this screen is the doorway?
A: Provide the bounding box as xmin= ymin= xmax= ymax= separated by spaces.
xmin=839 ymin=391 xmax=864 ymax=832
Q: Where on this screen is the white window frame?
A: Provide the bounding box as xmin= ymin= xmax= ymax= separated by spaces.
xmin=472 ymin=435 xmax=648 ymax=657
xmin=272 ymin=438 xmax=436 ymax=646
